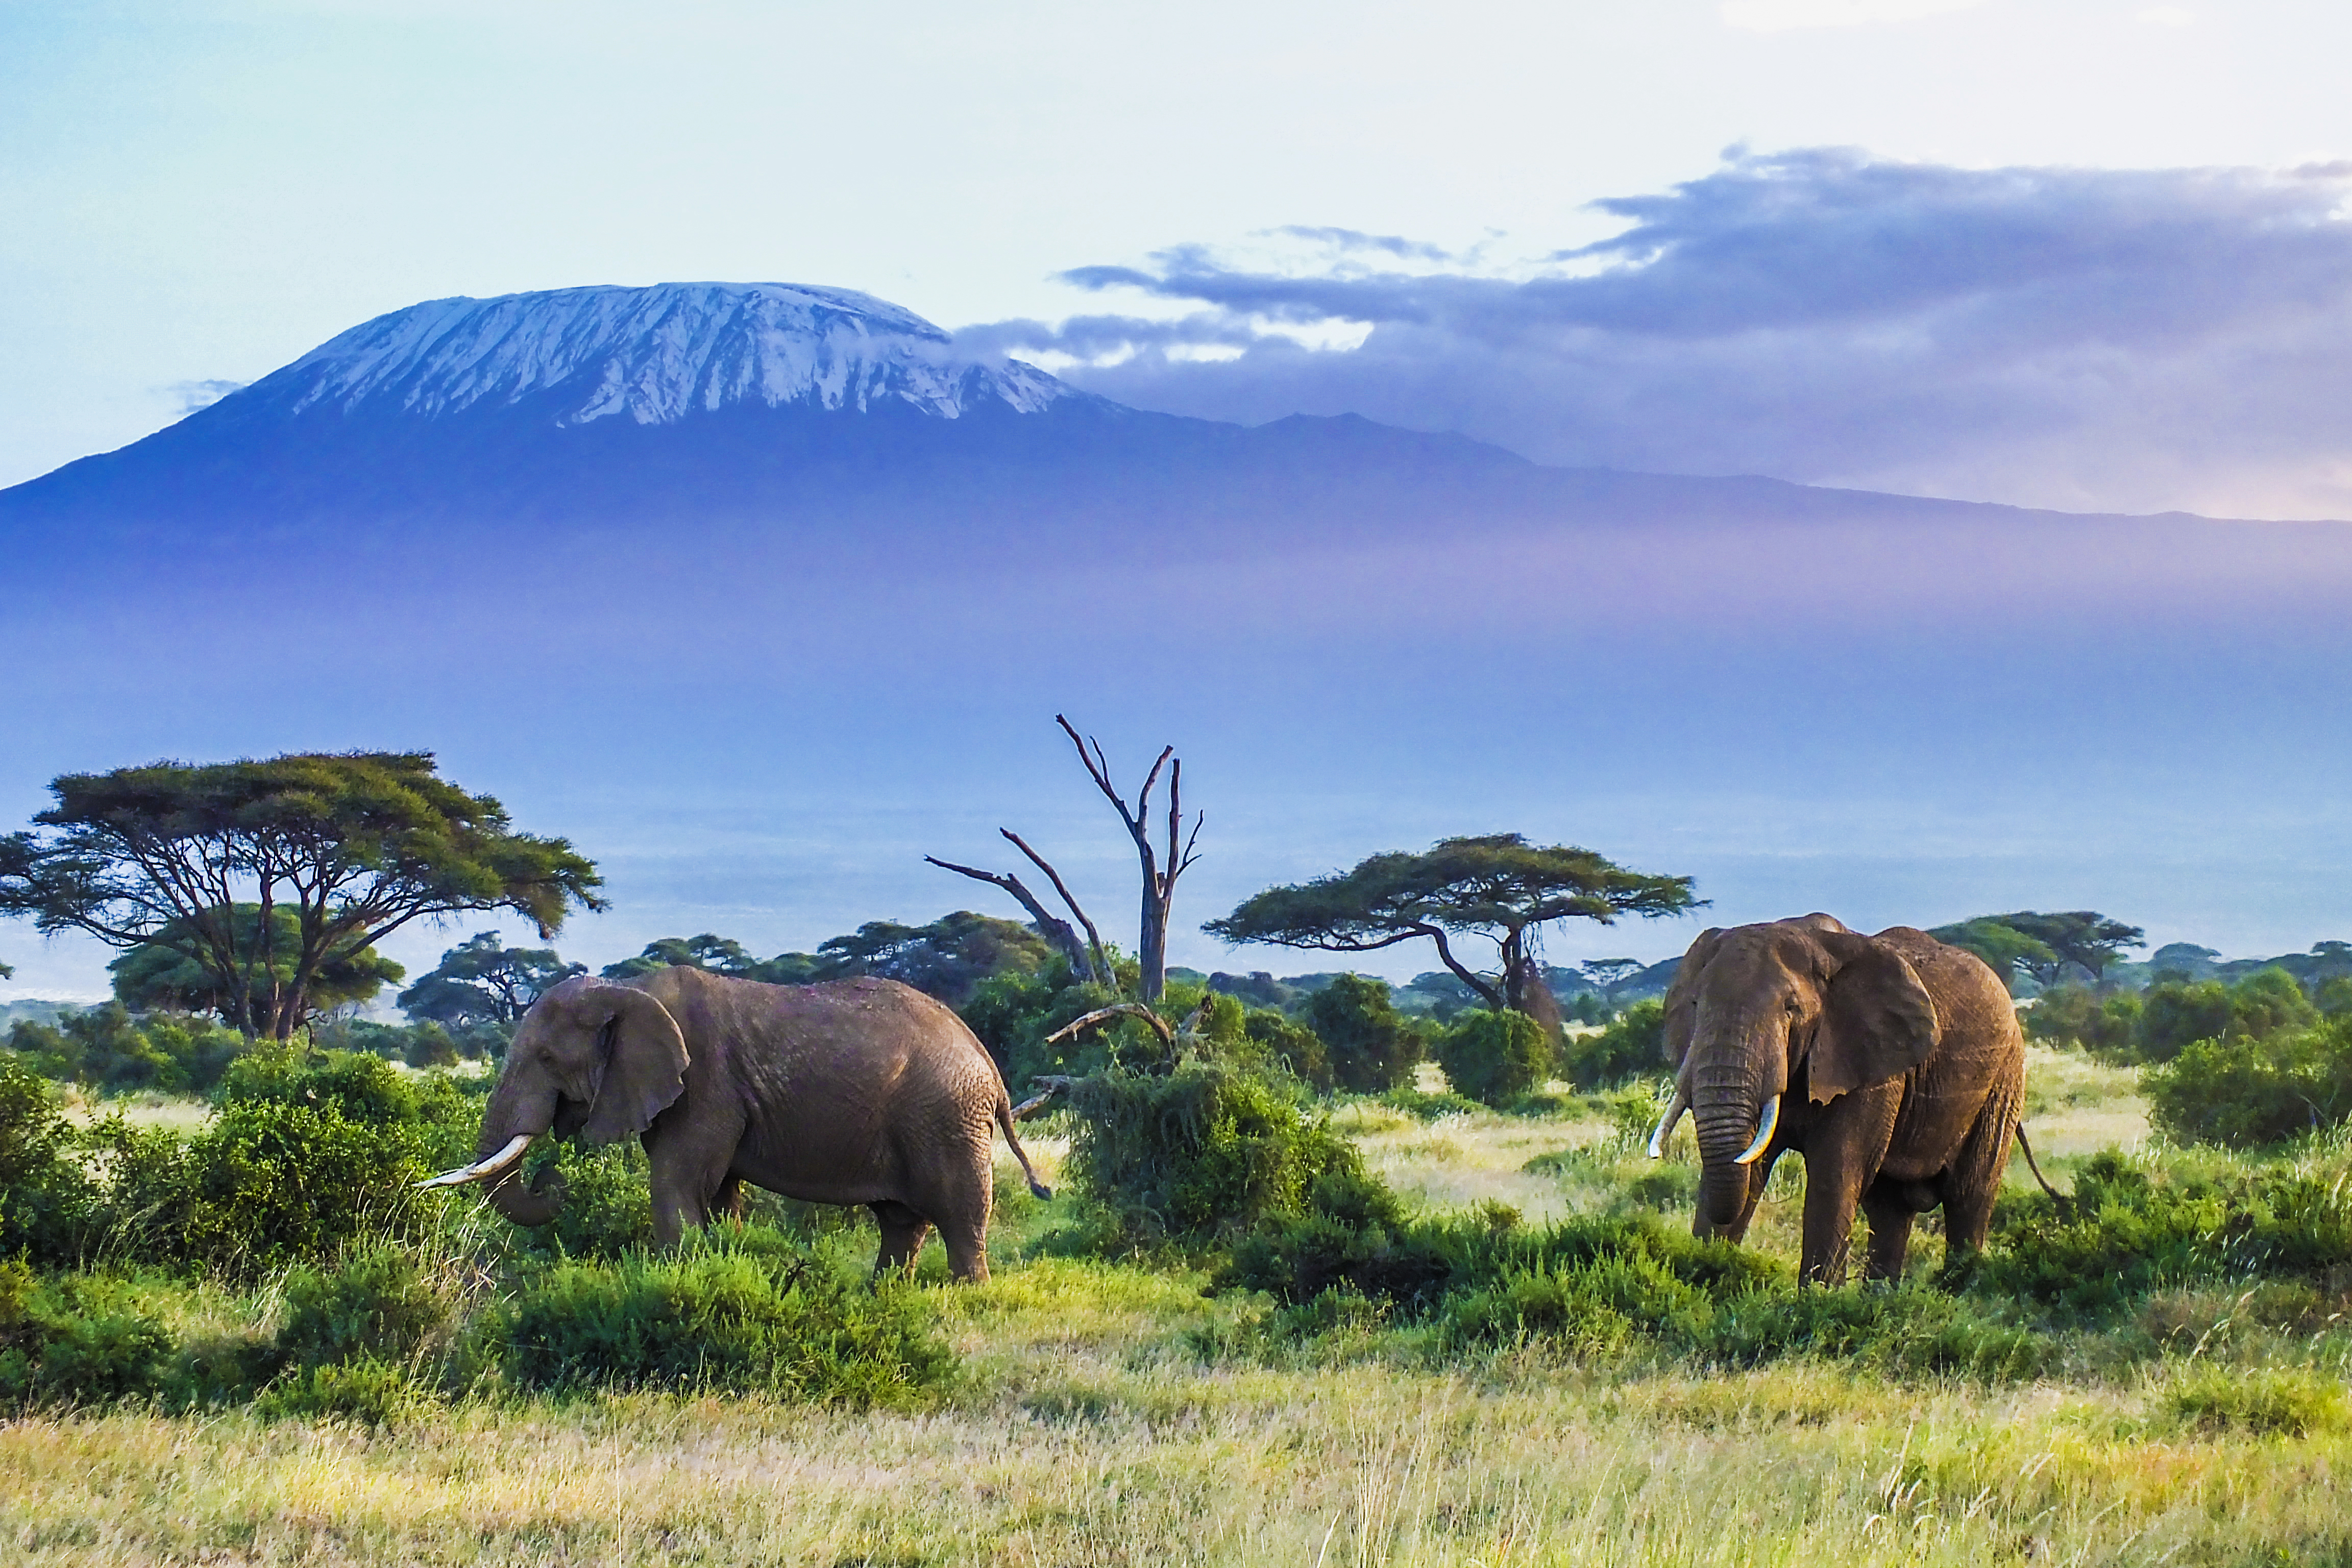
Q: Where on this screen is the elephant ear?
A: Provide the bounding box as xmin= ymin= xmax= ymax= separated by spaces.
xmin=1808 ymin=932 xmax=1939 ymax=1104
xmin=580 ymin=985 xmax=691 ymax=1146
xmin=1661 ymin=928 xmax=1725 ymax=1074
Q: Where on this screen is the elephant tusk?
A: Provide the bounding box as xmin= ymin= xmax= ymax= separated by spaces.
xmin=1733 ymin=1095 xmax=1781 ymax=1165
xmin=414 ymin=1133 xmax=535 ymax=1190
xmin=1647 ymin=1083 xmax=1690 ymax=1159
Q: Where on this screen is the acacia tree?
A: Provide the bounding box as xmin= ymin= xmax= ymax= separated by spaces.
xmin=113 ymin=904 xmax=405 ymax=1022
xmin=0 ymin=752 xmax=604 ymax=1039
xmin=1206 ymin=834 xmax=1698 ymax=1015
xmin=1930 ymin=911 xmax=2143 ymax=987
xmin=399 ymin=930 xmax=584 ymax=1028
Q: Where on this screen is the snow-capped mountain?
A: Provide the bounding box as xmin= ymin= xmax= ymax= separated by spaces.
xmin=244 ymin=282 xmax=1077 ymax=426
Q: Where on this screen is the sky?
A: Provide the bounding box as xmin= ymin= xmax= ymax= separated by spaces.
xmin=6 ymin=0 xmax=2352 ymax=999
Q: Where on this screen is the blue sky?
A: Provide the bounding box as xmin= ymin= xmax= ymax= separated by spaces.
xmin=5 ymin=1 xmax=2351 ymax=999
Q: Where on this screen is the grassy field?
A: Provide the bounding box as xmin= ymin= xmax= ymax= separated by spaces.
xmin=6 ymin=1058 xmax=2349 ymax=1567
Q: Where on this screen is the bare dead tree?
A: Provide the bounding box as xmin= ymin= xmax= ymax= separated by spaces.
xmin=926 ymin=828 xmax=1108 ymax=986
xmin=924 ymin=714 xmax=1202 ymax=1007
xmin=1055 ymin=714 xmax=1201 ymax=1006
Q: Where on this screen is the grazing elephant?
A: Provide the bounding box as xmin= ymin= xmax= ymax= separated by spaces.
xmin=419 ymin=967 xmax=1051 ymax=1281
xmin=1647 ymin=914 xmax=2024 ymax=1285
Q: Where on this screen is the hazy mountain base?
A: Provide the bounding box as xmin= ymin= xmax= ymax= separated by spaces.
xmin=6 ymin=1053 xmax=2350 ymax=1566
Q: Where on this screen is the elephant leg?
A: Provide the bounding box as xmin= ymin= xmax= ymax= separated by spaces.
xmin=1937 ymin=1087 xmax=2021 ymax=1278
xmin=1859 ymin=1186 xmax=1917 ymax=1282
xmin=1799 ymin=1083 xmax=1901 ymax=1287
xmin=941 ymin=1225 xmax=990 ymax=1284
xmin=870 ymin=1200 xmax=933 ymax=1278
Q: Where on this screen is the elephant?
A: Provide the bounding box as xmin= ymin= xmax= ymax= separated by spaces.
xmin=1647 ymin=914 xmax=2025 ymax=1285
xmin=418 ymin=966 xmax=1052 ymax=1281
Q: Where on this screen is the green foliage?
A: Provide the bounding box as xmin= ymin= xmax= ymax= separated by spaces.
xmin=274 ymin=1243 xmax=453 ymax=1370
xmin=504 ymin=1139 xmax=658 ymax=1260
xmin=0 ymin=751 xmax=603 ymax=1039
xmin=0 ymin=1261 xmax=175 ymax=1411
xmin=2144 ymin=1018 xmax=2352 ymax=1148
xmin=0 ymin=1053 xmax=97 ymax=1266
xmin=497 ymin=1234 xmax=954 ymax=1406
xmin=110 ymin=903 xmax=404 ymax=1024
xmin=1064 ymin=1062 xmax=1358 ymax=1246
xmin=1434 ymin=1008 xmax=1554 ymax=1107
xmin=1241 ymin=1007 xmax=1330 ymax=1090
xmin=1931 ymin=910 xmax=2143 ymax=988
xmin=2024 ymin=985 xmax=2143 ymax=1057
xmin=5 ymin=1003 xmax=249 ymax=1095
xmin=1304 ymin=973 xmax=1423 ymax=1094
xmin=2136 ymin=978 xmax=2237 ymax=1062
xmin=398 ymin=930 xmax=581 ymax=1029
xmin=1206 ymin=834 xmax=1698 ymax=1018
xmin=251 ymin=1356 xmax=423 ymax=1426
xmin=1980 ymin=1149 xmax=2352 ymax=1315
xmin=601 ymin=913 xmax=1050 ymax=1008
xmin=958 ymin=962 xmax=1144 ymax=1089
xmin=1559 ymin=999 xmax=1664 ymax=1090
xmin=2169 ymin=1364 xmax=2349 ymax=1436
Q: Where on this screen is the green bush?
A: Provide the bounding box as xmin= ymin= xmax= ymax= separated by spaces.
xmin=1242 ymin=1008 xmax=1330 ymax=1092
xmin=1305 ymin=975 xmax=1423 ymax=1094
xmin=252 ymin=1356 xmax=423 ymax=1425
xmin=2144 ymin=1020 xmax=2352 ymax=1148
xmin=1559 ymin=1000 xmax=1664 ymax=1090
xmin=2025 ymin=985 xmax=2143 ymax=1059
xmin=497 ymin=1235 xmax=953 ymax=1406
xmin=1434 ymin=1009 xmax=1554 ymax=1107
xmin=4 ymin=1005 xmax=247 ymax=1094
xmin=2136 ymin=979 xmax=2235 ymax=1063
xmin=275 ymin=1243 xmax=453 ymax=1370
xmin=0 ymin=1261 xmax=175 ymax=1411
xmin=0 ymin=1052 xmax=100 ymax=1267
xmin=104 ymin=1099 xmax=429 ymax=1279
xmin=1981 ymin=1149 xmax=2352 ymax=1315
xmin=2169 ymin=1364 xmax=2349 ymax=1436
xmin=503 ymin=1139 xmax=658 ymax=1260
xmin=1064 ymin=1062 xmax=1358 ymax=1246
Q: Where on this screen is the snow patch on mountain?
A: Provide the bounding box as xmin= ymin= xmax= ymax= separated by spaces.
xmin=253 ymin=282 xmax=1074 ymax=425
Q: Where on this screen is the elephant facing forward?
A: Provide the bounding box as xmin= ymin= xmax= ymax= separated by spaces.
xmin=1650 ymin=915 xmax=2024 ymax=1285
xmin=421 ymin=967 xmax=1051 ymax=1281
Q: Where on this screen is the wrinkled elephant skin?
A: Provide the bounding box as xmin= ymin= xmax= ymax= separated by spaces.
xmin=1659 ymin=915 xmax=2025 ymax=1285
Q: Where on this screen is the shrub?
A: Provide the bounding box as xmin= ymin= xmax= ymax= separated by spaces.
xmin=275 ymin=1243 xmax=453 ymax=1369
xmin=0 ymin=1052 xmax=99 ymax=1266
xmin=1559 ymin=1000 xmax=1664 ymax=1090
xmin=504 ymin=1138 xmax=658 ymax=1260
xmin=102 ymin=1099 xmax=429 ymax=1279
xmin=497 ymin=1236 xmax=953 ymax=1406
xmin=252 ymin=1356 xmax=423 ymax=1425
xmin=2169 ymin=1364 xmax=2349 ymax=1436
xmin=2025 ymin=985 xmax=2142 ymax=1059
xmin=1981 ymin=1149 xmax=2352 ymax=1315
xmin=2136 ymin=979 xmax=2236 ymax=1063
xmin=1434 ymin=1009 xmax=1554 ymax=1107
xmin=2143 ymin=1019 xmax=2352 ymax=1149
xmin=1065 ymin=1062 xmax=1358 ymax=1246
xmin=1242 ymin=1009 xmax=1330 ymax=1092
xmin=1305 ymin=975 xmax=1423 ymax=1094
xmin=0 ymin=1262 xmax=175 ymax=1411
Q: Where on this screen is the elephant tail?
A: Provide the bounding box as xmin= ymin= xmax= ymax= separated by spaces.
xmin=2014 ymin=1124 xmax=2070 ymax=1214
xmin=996 ymin=1089 xmax=1055 ymax=1200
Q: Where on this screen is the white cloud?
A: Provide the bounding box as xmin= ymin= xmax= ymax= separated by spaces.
xmin=2137 ymin=6 xmax=2195 ymax=26
xmin=1719 ymin=0 xmax=1985 ymax=32
xmin=975 ymin=149 xmax=2352 ymax=519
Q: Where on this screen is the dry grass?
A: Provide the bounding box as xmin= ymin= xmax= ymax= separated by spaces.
xmin=11 ymin=1046 xmax=2327 ymax=1567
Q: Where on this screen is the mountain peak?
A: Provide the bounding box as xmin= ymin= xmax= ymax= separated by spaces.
xmin=241 ymin=281 xmax=1074 ymax=427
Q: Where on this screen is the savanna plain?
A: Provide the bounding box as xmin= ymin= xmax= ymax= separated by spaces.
xmin=6 ymin=1038 xmax=2350 ymax=1568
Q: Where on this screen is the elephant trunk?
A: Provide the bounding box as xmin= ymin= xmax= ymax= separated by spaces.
xmin=1690 ymin=1056 xmax=1775 ymax=1236
xmin=470 ymin=1073 xmax=567 ymax=1228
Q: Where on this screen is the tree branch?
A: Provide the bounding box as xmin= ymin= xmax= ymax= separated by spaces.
xmin=1045 ymin=1001 xmax=1175 ymax=1052
xmin=999 ymin=830 xmax=1111 ymax=985
xmin=924 ymin=855 xmax=1100 ymax=984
